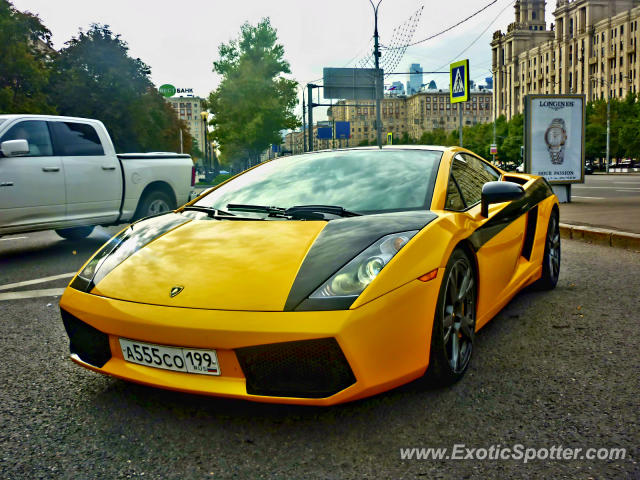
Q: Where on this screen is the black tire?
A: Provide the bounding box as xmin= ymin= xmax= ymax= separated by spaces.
xmin=533 ymin=209 xmax=561 ymax=290
xmin=425 ymin=247 xmax=477 ymax=386
xmin=55 ymin=226 xmax=94 ymax=240
xmin=135 ymin=190 xmax=174 ymax=220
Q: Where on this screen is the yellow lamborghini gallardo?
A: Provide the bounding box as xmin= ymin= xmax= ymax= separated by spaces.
xmin=60 ymin=146 xmax=560 ymax=405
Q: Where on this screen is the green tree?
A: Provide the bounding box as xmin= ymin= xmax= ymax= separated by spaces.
xmin=585 ymin=100 xmax=607 ymax=161
xmin=49 ymin=24 xmax=189 ymax=153
xmin=208 ymin=18 xmax=299 ymax=168
xmin=0 ymin=0 xmax=55 ymax=113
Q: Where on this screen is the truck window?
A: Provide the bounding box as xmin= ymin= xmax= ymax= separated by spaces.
xmin=1 ymin=120 xmax=53 ymax=157
xmin=49 ymin=122 xmax=105 ymax=156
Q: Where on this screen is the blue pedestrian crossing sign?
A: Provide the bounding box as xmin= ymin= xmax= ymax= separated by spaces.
xmin=450 ymin=59 xmax=470 ymax=103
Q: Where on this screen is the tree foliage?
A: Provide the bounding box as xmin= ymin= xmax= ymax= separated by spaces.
xmin=49 ymin=24 xmax=190 ymax=153
xmin=0 ymin=0 xmax=55 ymax=113
xmin=208 ymin=18 xmax=299 ymax=167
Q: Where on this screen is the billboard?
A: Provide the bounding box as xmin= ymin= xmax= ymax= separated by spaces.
xmin=335 ymin=121 xmax=350 ymax=139
xmin=159 ymin=84 xmax=176 ymax=98
xmin=323 ymin=68 xmax=384 ymax=100
xmin=317 ymin=127 xmax=332 ymax=140
xmin=449 ymin=60 xmax=469 ymax=104
xmin=524 ymin=95 xmax=585 ymax=184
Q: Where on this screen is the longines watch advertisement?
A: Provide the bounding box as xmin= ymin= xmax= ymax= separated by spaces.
xmin=524 ymin=94 xmax=585 ymax=184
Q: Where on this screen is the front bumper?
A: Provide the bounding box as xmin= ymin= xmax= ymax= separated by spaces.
xmin=59 ymin=274 xmax=442 ymax=406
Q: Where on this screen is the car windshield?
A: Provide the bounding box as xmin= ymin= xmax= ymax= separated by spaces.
xmin=195 ymin=149 xmax=442 ymax=214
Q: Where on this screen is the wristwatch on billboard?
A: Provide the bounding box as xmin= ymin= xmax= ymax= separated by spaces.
xmin=545 ymin=118 xmax=567 ymax=165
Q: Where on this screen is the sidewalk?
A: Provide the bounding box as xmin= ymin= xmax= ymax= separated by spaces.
xmin=559 ymin=199 xmax=640 ymax=234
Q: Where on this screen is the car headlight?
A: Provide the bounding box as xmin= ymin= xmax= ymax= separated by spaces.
xmin=309 ymin=230 xmax=418 ymax=298
xmin=70 ymin=214 xmax=189 ymax=292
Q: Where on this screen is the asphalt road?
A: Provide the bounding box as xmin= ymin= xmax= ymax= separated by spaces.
xmin=561 ymin=173 xmax=640 ymax=233
xmin=1 ymin=230 xmax=639 ymax=479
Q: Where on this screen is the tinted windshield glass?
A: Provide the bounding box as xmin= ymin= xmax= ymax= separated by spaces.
xmin=196 ymin=149 xmax=442 ymax=213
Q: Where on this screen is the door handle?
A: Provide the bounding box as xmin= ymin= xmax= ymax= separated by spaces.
xmin=101 ymin=166 xmax=116 ymax=171
xmin=0 ymin=182 xmax=14 ymax=187
xmin=42 ymin=167 xmax=60 ymax=172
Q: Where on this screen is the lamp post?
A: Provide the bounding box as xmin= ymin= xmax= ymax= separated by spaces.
xmin=369 ymin=0 xmax=383 ymax=149
xmin=200 ymin=111 xmax=209 ymax=173
xmin=590 ymin=76 xmax=611 ymax=174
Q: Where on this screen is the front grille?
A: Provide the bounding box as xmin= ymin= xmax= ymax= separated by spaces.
xmin=235 ymin=338 xmax=356 ymax=398
xmin=60 ymin=309 xmax=112 ymax=368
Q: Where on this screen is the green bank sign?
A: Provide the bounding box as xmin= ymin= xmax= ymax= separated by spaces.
xmin=159 ymin=84 xmax=176 ymax=98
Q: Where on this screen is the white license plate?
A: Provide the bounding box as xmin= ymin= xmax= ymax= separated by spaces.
xmin=119 ymin=338 xmax=220 ymax=376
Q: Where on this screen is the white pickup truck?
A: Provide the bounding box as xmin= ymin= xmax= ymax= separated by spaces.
xmin=0 ymin=115 xmax=195 ymax=239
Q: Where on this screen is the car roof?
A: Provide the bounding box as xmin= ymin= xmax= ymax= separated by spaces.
xmin=0 ymin=114 xmax=103 ymax=124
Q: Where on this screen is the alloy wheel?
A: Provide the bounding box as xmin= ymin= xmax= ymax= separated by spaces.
xmin=547 ymin=214 xmax=561 ymax=282
xmin=442 ymin=257 xmax=476 ymax=374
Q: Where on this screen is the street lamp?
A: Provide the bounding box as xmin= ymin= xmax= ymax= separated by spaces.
xmin=200 ymin=111 xmax=209 ymax=172
xmin=590 ymin=74 xmax=632 ymax=172
xmin=369 ymin=0 xmax=383 ymax=149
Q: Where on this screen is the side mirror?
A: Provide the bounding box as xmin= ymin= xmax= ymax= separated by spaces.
xmin=1 ymin=139 xmax=29 ymax=157
xmin=481 ymin=181 xmax=525 ymax=217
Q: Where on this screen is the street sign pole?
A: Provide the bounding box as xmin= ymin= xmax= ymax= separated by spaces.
xmin=459 ymin=107 xmax=463 ymax=147
xmin=307 ymin=84 xmax=314 ymax=152
xmin=302 ymin=90 xmax=307 ymax=153
xmin=450 ymin=59 xmax=470 ymax=149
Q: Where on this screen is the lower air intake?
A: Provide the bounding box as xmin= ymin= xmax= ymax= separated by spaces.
xmin=235 ymin=338 xmax=356 ymax=398
xmin=60 ymin=309 xmax=112 ymax=368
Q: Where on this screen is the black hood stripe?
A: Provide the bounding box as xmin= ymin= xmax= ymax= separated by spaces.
xmin=284 ymin=211 xmax=438 ymax=311
xmin=468 ymin=178 xmax=554 ymax=251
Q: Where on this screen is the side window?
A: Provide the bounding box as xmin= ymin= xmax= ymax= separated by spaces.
xmin=49 ymin=122 xmax=105 ymax=156
xmin=1 ymin=121 xmax=53 ymax=157
xmin=461 ymin=153 xmax=501 ymax=182
xmin=445 ymin=176 xmax=465 ymax=211
xmin=448 ymin=154 xmax=502 ymax=209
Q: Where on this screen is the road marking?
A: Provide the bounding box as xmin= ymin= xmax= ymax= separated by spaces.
xmin=573 ymin=186 xmax=640 ymax=190
xmin=572 ymin=196 xmax=605 ymax=200
xmin=0 ymin=236 xmax=28 ymax=242
xmin=0 ymin=272 xmax=75 ymax=291
xmin=0 ymin=288 xmax=65 ymax=301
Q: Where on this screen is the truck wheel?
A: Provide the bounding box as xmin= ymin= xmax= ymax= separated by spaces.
xmin=55 ymin=226 xmax=94 ymax=240
xmin=136 ymin=190 xmax=174 ymax=220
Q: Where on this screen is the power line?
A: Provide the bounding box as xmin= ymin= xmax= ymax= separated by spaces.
xmin=436 ymin=0 xmax=516 ymax=70
xmin=386 ymin=0 xmax=499 ymax=50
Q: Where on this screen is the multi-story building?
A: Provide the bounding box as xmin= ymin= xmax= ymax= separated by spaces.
xmin=407 ymin=63 xmax=423 ymax=95
xmin=165 ymin=96 xmax=207 ymax=155
xmin=282 ymin=126 xmax=336 ymax=154
xmin=329 ymin=89 xmax=493 ymax=145
xmin=389 ymin=81 xmax=406 ymax=95
xmin=492 ymin=0 xmax=640 ymax=119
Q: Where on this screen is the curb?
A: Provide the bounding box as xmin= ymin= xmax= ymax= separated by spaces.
xmin=559 ymin=223 xmax=640 ymax=250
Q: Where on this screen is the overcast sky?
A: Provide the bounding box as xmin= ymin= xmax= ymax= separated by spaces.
xmin=12 ymin=0 xmax=555 ymax=120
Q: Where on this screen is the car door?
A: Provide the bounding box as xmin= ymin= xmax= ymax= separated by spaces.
xmin=0 ymin=120 xmax=66 ymax=231
xmin=445 ymin=153 xmax=526 ymax=321
xmin=49 ymin=120 xmax=121 ymax=224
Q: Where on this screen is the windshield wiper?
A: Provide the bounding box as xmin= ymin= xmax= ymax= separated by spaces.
xmin=227 ymin=203 xmax=361 ymax=219
xmin=182 ymin=206 xmax=235 ymax=217
xmin=227 ymin=204 xmax=285 ymax=215
xmin=285 ymin=205 xmax=361 ymax=218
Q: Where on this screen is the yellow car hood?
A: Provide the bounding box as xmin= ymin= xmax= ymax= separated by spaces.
xmin=91 ymin=218 xmax=326 ymax=311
